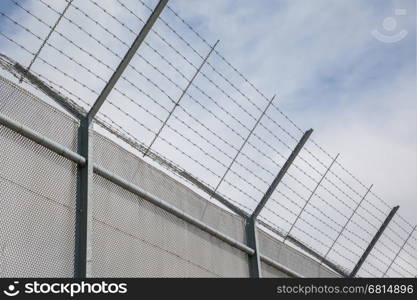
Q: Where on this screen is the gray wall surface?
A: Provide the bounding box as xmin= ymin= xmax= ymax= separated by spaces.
xmin=0 ymin=76 xmax=338 ymax=278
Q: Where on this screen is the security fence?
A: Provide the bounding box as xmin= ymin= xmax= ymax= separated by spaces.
xmin=0 ymin=0 xmax=416 ymax=278
xmin=0 ymin=74 xmax=335 ymax=277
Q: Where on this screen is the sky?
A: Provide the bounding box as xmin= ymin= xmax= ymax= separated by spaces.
xmin=0 ymin=0 xmax=415 ymax=277
xmin=172 ymin=0 xmax=416 ymax=220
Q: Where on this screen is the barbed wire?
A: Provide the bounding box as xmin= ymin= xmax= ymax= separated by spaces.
xmin=0 ymin=38 xmax=407 ymax=276
xmin=160 ymin=0 xmax=417 ymax=237
xmin=87 ymin=0 xmax=402 ymax=248
xmin=5 ymin=55 xmax=258 ymax=219
xmin=132 ymin=0 xmax=411 ymax=244
xmin=162 ymin=0 xmax=407 ymax=223
xmin=70 ymin=4 xmax=410 ymax=270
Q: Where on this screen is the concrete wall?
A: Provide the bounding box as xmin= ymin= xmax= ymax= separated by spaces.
xmin=0 ymin=75 xmax=338 ymax=277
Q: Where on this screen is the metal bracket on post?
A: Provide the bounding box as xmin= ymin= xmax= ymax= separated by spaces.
xmin=349 ymin=205 xmax=399 ymax=278
xmin=73 ymin=0 xmax=168 ymax=278
xmin=246 ymin=128 xmax=312 ymax=277
xmin=251 ymin=129 xmax=313 ymax=220
xmin=382 ymin=224 xmax=416 ymax=277
xmin=143 ymin=40 xmax=219 ymax=157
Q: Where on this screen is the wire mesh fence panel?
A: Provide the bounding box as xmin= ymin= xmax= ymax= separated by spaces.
xmin=0 ymin=76 xmax=80 ymax=151
xmin=92 ymin=173 xmax=249 ymax=277
xmin=0 ymin=123 xmax=77 ymax=277
xmin=0 ymin=76 xmax=80 ymax=277
xmin=0 ymin=73 xmax=254 ymax=278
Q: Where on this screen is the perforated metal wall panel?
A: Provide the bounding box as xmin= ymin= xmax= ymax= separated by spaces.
xmin=0 ymin=75 xmax=78 ymax=277
xmin=92 ymin=174 xmax=249 ymax=277
xmin=0 ymin=125 xmax=77 ymax=277
xmin=261 ymin=262 xmax=290 ymax=278
xmin=258 ymin=230 xmax=338 ymax=278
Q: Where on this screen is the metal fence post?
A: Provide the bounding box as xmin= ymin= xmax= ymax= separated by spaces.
xmin=73 ymin=0 xmax=168 ymax=278
xmin=251 ymin=129 xmax=313 ymax=219
xmin=74 ymin=117 xmax=93 ymax=278
xmin=87 ymin=0 xmax=169 ymax=121
xmin=349 ymin=205 xmax=399 ymax=277
xmin=246 ymin=218 xmax=262 ymax=277
xmin=246 ymin=129 xmax=312 ymax=277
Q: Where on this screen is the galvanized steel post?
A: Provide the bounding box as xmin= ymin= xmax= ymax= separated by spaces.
xmin=74 ymin=117 xmax=93 ymax=278
xmin=382 ymin=224 xmax=416 ymax=277
xmin=247 ymin=128 xmax=313 ymax=277
xmin=246 ymin=218 xmax=262 ymax=277
xmin=73 ymin=0 xmax=168 ymax=278
xmin=251 ymin=129 xmax=313 ymax=219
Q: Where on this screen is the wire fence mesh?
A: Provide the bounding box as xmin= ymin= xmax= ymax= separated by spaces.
xmin=0 ymin=0 xmax=415 ymax=278
xmin=0 ymin=77 xmax=79 ymax=277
